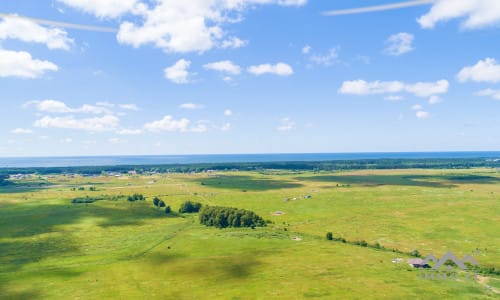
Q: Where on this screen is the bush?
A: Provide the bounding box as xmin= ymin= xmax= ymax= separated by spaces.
xmin=326 ymin=232 xmax=333 ymax=240
xmin=159 ymin=200 xmax=166 ymax=207
xmin=179 ymin=201 xmax=202 ymax=213
xmin=153 ymin=197 xmax=160 ymax=206
xmin=410 ymin=249 xmax=421 ymax=257
xmin=165 ymin=206 xmax=171 ymax=213
xmin=128 ymin=193 xmax=145 ymax=202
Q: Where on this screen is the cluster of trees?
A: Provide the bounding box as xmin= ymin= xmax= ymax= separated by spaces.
xmin=153 ymin=197 xmax=171 ymax=213
xmin=179 ymin=201 xmax=202 ymax=213
xmin=199 ymin=206 xmax=266 ymax=228
xmin=127 ymin=193 xmax=145 ymax=202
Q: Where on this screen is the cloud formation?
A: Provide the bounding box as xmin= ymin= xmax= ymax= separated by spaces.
xmin=457 ymin=58 xmax=500 ymax=83
xmin=339 ymin=79 xmax=449 ymax=98
xmin=164 ymin=59 xmax=191 ymax=84
xmin=0 ymin=16 xmax=74 ymax=50
xmin=248 ymin=63 xmax=293 ymax=76
xmin=0 ymin=50 xmax=58 ymax=79
xmin=384 ymin=32 xmax=414 ymax=56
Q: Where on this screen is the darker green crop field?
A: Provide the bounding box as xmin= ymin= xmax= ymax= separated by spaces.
xmin=0 ymin=168 xmax=499 ymax=299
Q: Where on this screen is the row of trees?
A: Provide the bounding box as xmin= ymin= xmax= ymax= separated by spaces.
xmin=199 ymin=206 xmax=266 ymax=228
xmin=153 ymin=197 xmax=172 ymax=213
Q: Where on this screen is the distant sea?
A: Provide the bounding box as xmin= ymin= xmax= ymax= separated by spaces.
xmin=1 ymin=152 xmax=499 ymax=168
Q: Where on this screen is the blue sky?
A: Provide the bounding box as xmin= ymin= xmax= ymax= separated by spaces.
xmin=0 ymin=0 xmax=499 ymax=156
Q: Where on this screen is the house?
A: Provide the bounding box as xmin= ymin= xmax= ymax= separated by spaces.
xmin=408 ymin=258 xmax=430 ymax=268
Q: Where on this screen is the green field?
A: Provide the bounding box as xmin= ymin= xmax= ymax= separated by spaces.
xmin=1 ymin=168 xmax=499 ymax=299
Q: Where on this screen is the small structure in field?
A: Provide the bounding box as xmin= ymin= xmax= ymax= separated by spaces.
xmin=272 ymin=211 xmax=285 ymax=216
xmin=407 ymin=258 xmax=430 ymax=268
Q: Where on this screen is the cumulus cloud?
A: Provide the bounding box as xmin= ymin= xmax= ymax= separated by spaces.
xmin=34 ymin=115 xmax=119 ymax=131
xmin=411 ymin=104 xmax=423 ymax=110
xmin=224 ymin=109 xmax=233 ymax=116
xmin=384 ymin=32 xmax=414 ymax=56
xmin=164 ymin=59 xmax=191 ymax=84
xmin=11 ymin=128 xmax=33 ymax=134
xmin=418 ymin=0 xmax=500 ymax=30
xmin=57 ymin=0 xmax=144 ymax=18
xmin=248 ymin=63 xmax=293 ymax=76
xmin=144 ymin=115 xmax=191 ymax=132
xmin=0 ymin=50 xmax=58 ymax=79
xmin=277 ymin=117 xmax=296 ymax=131
xmin=416 ymin=111 xmax=430 ymax=119
xmin=179 ymin=103 xmax=204 ymax=109
xmin=457 ymin=58 xmax=500 ymax=83
xmin=116 ymin=0 xmax=306 ymax=53
xmin=221 ymin=37 xmax=247 ymax=49
xmin=338 ymin=79 xmax=449 ymax=98
xmin=476 ymin=89 xmax=500 ymax=100
xmin=26 ymin=99 xmax=112 ymax=114
xmin=0 ymin=16 xmax=74 ymax=50
xmin=203 ymin=60 xmax=241 ymax=74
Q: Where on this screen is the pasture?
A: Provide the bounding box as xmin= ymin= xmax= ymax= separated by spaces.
xmin=0 ymin=168 xmax=499 ymax=299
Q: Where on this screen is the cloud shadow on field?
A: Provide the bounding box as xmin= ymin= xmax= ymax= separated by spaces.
xmin=193 ymin=175 xmax=303 ymax=191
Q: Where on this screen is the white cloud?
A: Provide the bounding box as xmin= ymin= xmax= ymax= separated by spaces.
xmin=27 ymin=100 xmax=112 ymax=114
xmin=116 ymin=0 xmax=306 ymax=53
xmin=191 ymin=121 xmax=210 ymax=133
xmin=57 ymin=0 xmax=144 ymax=18
xmin=164 ymin=59 xmax=191 ymax=84
xmin=277 ymin=117 xmax=296 ymax=131
xmin=457 ymin=58 xmax=500 ymax=83
xmin=221 ymin=37 xmax=247 ymax=49
xmin=302 ymin=45 xmax=311 ymax=54
xmin=34 ymin=115 xmax=119 ymax=131
xmin=0 ymin=16 xmax=74 ymax=50
xmin=96 ymin=101 xmax=114 ymax=108
xmin=309 ymin=48 xmax=339 ymax=65
xmin=203 ymin=60 xmax=241 ymax=74
xmin=384 ymin=95 xmax=404 ymax=101
xmin=117 ymin=129 xmax=142 ymax=135
xmin=339 ymin=79 xmax=449 ymax=98
xmin=418 ymin=0 xmax=500 ymax=30
xmin=224 ymin=109 xmax=233 ymax=116
xmin=384 ymin=32 xmax=414 ymax=56
xmin=120 ymin=103 xmax=139 ymax=110
xmin=144 ymin=115 xmax=191 ymax=132
xmin=0 ymin=50 xmax=58 ymax=79
xmin=416 ymin=111 xmax=430 ymax=119
xmin=428 ymin=95 xmax=443 ymax=104
xmin=179 ymin=103 xmax=204 ymax=109
xmin=476 ymin=88 xmax=500 ymax=100
xmin=248 ymin=63 xmax=293 ymax=76
xmin=411 ymin=104 xmax=423 ymax=110
xmin=11 ymin=128 xmax=33 ymax=134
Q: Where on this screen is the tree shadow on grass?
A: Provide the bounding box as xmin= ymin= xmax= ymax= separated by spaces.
xmin=193 ymin=175 xmax=302 ymax=191
xmin=297 ymin=174 xmax=500 ymax=188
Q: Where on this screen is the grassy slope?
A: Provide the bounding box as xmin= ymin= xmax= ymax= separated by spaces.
xmin=0 ymin=169 xmax=498 ymax=299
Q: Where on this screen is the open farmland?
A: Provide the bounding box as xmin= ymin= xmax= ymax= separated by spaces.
xmin=0 ymin=168 xmax=499 ymax=299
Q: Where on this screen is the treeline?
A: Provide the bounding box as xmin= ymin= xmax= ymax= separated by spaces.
xmin=1 ymin=157 xmax=499 ymax=175
xmin=199 ymin=206 xmax=266 ymax=228
xmin=71 ymin=195 xmax=126 ymax=204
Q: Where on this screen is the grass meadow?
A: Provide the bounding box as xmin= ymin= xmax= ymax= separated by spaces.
xmin=0 ymin=168 xmax=499 ymax=299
